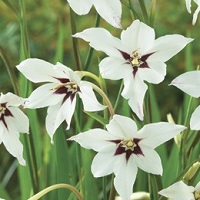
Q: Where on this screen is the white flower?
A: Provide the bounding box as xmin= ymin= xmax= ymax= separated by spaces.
xmin=66 ymin=0 xmax=122 ymax=28
xmin=17 ymin=58 xmax=105 ymax=142
xmin=73 ymin=20 xmax=193 ymax=120
xmin=69 ymin=114 xmax=186 ymax=200
xmin=159 ymin=181 xmax=200 ymax=200
xmin=0 ymin=92 xmax=29 ymax=165
xmin=185 ymin=0 xmax=200 ymax=25
xmin=170 ymin=71 xmax=200 ymax=130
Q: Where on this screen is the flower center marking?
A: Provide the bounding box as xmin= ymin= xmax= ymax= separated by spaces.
xmin=0 ymin=105 xmax=6 ymax=116
xmin=54 ymin=82 xmax=78 ymax=94
xmin=118 ymin=139 xmax=137 ymax=151
xmin=111 ymin=138 xmax=143 ymax=161
xmin=194 ymin=190 xmax=200 ymax=200
xmin=130 ymin=50 xmax=142 ymax=67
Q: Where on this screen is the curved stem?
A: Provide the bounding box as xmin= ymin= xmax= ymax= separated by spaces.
xmin=90 ymin=83 xmax=115 ymax=118
xmin=76 ymin=71 xmax=101 ymax=86
xmin=28 ymin=184 xmax=83 ymax=200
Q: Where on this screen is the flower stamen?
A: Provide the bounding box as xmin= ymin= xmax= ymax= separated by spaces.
xmin=118 ymin=139 xmax=136 ymax=151
xmin=130 ymin=51 xmax=142 ymax=67
xmin=194 ymin=190 xmax=200 ymax=200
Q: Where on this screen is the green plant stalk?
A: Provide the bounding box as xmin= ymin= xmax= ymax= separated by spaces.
xmin=128 ymin=0 xmax=140 ymax=19
xmin=108 ymin=175 xmax=116 ymax=200
xmin=150 ymin=0 xmax=156 ymax=27
xmin=114 ymin=81 xmax=123 ymax=111
xmin=28 ymin=184 xmax=83 ymax=200
xmin=138 ymin=0 xmax=149 ymax=23
xmin=84 ymin=14 xmax=101 ymax=71
xmin=0 ymin=46 xmax=19 ymax=95
xmin=69 ymin=8 xmax=82 ymax=71
xmin=90 ymin=83 xmax=115 ymax=118
xmin=19 ymin=0 xmax=39 ymax=194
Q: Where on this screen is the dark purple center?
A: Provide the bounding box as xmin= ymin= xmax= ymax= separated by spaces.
xmin=111 ymin=138 xmax=144 ymax=161
xmin=53 ymin=78 xmax=80 ymax=104
xmin=0 ymin=103 xmax=13 ymax=129
xmin=119 ymin=50 xmax=154 ymax=76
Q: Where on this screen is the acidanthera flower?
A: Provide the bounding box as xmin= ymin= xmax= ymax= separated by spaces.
xmin=69 ymin=115 xmax=186 ymax=200
xmin=185 ymin=0 xmax=200 ymax=25
xmin=159 ymin=181 xmax=200 ymax=200
xmin=17 ymin=58 xmax=105 ymax=142
xmin=66 ymin=0 xmax=122 ymax=28
xmin=0 ymin=92 xmax=29 ymax=166
xmin=73 ymin=20 xmax=193 ymax=120
xmin=170 ymin=71 xmax=200 ymax=130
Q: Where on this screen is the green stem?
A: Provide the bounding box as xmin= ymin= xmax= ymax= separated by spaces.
xmin=90 ymin=83 xmax=115 ymax=118
xmin=84 ymin=14 xmax=101 ymax=70
xmin=138 ymin=0 xmax=149 ymax=23
xmin=0 ymin=46 xmax=19 ymax=95
xmin=150 ymin=0 xmax=157 ymax=27
xmin=69 ymin=8 xmax=82 ymax=71
xmin=28 ymin=184 xmax=83 ymax=200
xmin=108 ymin=175 xmax=116 ymax=200
xmin=19 ymin=0 xmax=39 ymax=193
xmin=114 ymin=81 xmax=123 ymax=111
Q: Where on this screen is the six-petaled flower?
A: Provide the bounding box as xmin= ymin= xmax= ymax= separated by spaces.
xmin=0 ymin=92 xmax=29 ymax=166
xmin=17 ymin=58 xmax=105 ymax=142
xmin=68 ymin=114 xmax=186 ymax=200
xmin=73 ymin=19 xmax=193 ymax=120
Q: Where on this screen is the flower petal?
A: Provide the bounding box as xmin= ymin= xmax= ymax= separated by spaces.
xmin=135 ymin=146 xmax=163 ymax=175
xmin=185 ymin=0 xmax=192 ymax=13
xmin=45 ymin=96 xmax=77 ymax=142
xmin=94 ymin=0 xmax=122 ymax=28
xmin=24 ymin=83 xmax=62 ymax=109
xmin=192 ymin=0 xmax=200 ymax=25
xmin=78 ymin=81 xmax=106 ymax=111
xmin=8 ymin=107 xmax=29 ymax=133
xmin=122 ymin=74 xmax=148 ymax=121
xmin=91 ymin=153 xmax=116 ymax=177
xmin=1 ymin=124 xmax=26 ymax=165
xmin=190 ymin=105 xmax=200 ymax=130
xmin=170 ymin=71 xmax=200 ymax=98
xmin=66 ymin=0 xmax=93 ymax=15
xmin=0 ymin=92 xmax=22 ymax=107
xmin=99 ymin=57 xmax=132 ymax=80
xmin=138 ymin=122 xmax=186 ymax=149
xmin=114 ymin=155 xmax=138 ymax=200
xmin=68 ymin=129 xmax=116 ymax=153
xmin=16 ymin=58 xmax=64 ymax=83
xmin=158 ymin=181 xmax=195 ymax=200
xmin=73 ymin=28 xmax=124 ymax=57
xmin=139 ymin=61 xmax=166 ymax=84
xmin=106 ymin=114 xmax=138 ymax=139
xmin=121 ymin=20 xmax=155 ymax=54
xmin=148 ymin=35 xmax=193 ymax=63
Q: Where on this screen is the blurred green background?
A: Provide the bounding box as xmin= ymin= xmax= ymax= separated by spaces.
xmin=0 ymin=0 xmax=200 ymax=199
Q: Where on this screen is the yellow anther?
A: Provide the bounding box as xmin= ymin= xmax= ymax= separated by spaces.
xmin=119 ymin=139 xmax=136 ymax=151
xmin=130 ymin=51 xmax=141 ymax=67
xmin=194 ymin=190 xmax=200 ymax=200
